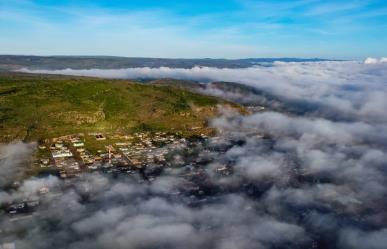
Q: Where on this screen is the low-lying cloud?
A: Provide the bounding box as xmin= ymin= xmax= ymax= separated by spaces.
xmin=364 ymin=57 xmax=387 ymax=64
xmin=3 ymin=60 xmax=387 ymax=249
xmin=0 ymin=142 xmax=36 ymax=188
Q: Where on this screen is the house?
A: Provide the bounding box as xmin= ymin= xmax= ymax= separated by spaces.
xmin=55 ymin=142 xmax=64 ymax=148
xmin=72 ymin=141 xmax=84 ymax=147
xmin=52 ymin=150 xmax=73 ymax=158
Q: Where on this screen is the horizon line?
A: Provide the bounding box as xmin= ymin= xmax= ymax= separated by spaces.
xmin=0 ymin=54 xmax=345 ymax=61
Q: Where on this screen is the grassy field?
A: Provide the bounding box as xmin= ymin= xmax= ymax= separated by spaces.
xmin=0 ymin=73 xmax=240 ymax=142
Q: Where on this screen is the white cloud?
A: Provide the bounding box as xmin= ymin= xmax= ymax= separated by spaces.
xmin=0 ymin=142 xmax=36 ymax=188
xmin=364 ymin=57 xmax=387 ymax=64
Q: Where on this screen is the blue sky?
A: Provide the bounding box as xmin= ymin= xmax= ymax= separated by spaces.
xmin=1 ymin=0 xmax=386 ymax=59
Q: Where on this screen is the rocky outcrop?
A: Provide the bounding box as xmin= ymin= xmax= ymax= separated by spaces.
xmin=50 ymin=110 xmax=105 ymax=125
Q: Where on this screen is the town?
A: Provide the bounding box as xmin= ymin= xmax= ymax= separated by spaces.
xmin=35 ymin=131 xmax=191 ymax=178
xmin=1 ymin=103 xmax=269 ymax=223
xmin=1 ymin=130 xmax=249 ymax=219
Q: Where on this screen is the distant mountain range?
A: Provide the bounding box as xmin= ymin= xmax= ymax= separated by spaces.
xmin=0 ymin=55 xmax=335 ymax=70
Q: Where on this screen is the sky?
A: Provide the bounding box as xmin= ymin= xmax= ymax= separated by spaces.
xmin=0 ymin=0 xmax=387 ymax=59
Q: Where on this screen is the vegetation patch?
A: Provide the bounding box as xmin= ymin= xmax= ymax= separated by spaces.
xmin=0 ymin=73 xmax=241 ymax=142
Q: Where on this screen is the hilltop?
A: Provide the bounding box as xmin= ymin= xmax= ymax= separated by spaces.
xmin=0 ymin=73 xmax=242 ymax=142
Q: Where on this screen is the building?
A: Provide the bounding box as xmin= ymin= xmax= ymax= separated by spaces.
xmin=52 ymin=150 xmax=73 ymax=158
xmin=72 ymin=141 xmax=84 ymax=147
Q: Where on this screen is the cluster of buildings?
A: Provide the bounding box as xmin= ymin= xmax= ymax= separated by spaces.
xmin=5 ymin=198 xmax=39 ymax=215
xmin=38 ymin=134 xmax=99 ymax=177
xmin=46 ymin=136 xmax=82 ymax=178
xmin=4 ymin=185 xmax=50 ymax=217
xmin=35 ymin=132 xmax=187 ymax=178
xmin=3 ymin=129 xmax=254 ymax=228
xmin=112 ymin=132 xmax=185 ymax=169
xmin=3 ymin=128 xmax=271 ymax=249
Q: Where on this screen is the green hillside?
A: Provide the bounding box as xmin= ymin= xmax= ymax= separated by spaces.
xmin=0 ymin=73 xmax=239 ymax=142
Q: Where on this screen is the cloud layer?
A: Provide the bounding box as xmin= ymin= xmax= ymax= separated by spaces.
xmin=3 ymin=60 xmax=387 ymax=248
